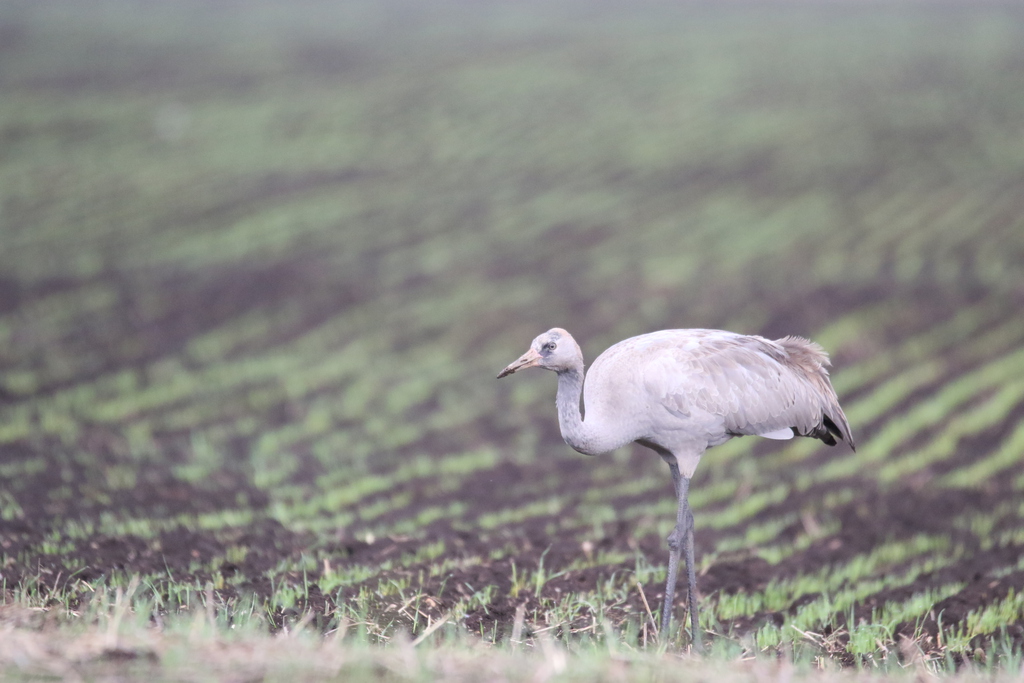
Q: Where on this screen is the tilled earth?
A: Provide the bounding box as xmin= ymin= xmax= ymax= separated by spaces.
xmin=0 ymin=273 xmax=1022 ymax=663
xmin=2 ymin=0 xmax=1024 ymax=664
xmin=2 ymin=449 xmax=1023 ymax=656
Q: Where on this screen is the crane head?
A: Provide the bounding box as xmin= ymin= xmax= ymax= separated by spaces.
xmin=497 ymin=328 xmax=579 ymax=378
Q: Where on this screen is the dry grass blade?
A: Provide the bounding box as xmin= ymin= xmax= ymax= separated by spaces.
xmin=411 ymin=612 xmax=450 ymax=647
xmin=510 ymin=604 xmax=526 ymax=647
xmin=637 ymin=582 xmax=660 ymax=642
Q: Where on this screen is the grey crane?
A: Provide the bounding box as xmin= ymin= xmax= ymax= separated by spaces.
xmin=497 ymin=327 xmax=855 ymax=650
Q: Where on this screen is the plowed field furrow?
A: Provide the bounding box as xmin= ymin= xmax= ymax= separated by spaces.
xmin=1 ymin=0 xmax=1023 ymax=664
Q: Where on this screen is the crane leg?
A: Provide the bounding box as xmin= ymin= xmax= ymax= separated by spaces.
xmin=660 ymin=462 xmax=702 ymax=652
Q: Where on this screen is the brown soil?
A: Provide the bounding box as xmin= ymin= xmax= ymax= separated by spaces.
xmin=0 ymin=269 xmax=1022 ymax=665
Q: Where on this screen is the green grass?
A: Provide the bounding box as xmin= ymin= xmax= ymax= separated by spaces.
xmin=1 ymin=0 xmax=1024 ymax=678
xmin=2 ymin=585 xmax=1023 ymax=681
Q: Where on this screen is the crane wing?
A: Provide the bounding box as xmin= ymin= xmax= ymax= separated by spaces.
xmin=637 ymin=330 xmax=853 ymax=448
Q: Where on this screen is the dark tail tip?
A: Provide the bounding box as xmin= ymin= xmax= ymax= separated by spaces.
xmin=823 ymin=414 xmax=855 ymax=451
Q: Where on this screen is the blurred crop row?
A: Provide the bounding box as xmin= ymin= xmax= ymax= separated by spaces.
xmin=0 ymin=0 xmax=1022 ymax=661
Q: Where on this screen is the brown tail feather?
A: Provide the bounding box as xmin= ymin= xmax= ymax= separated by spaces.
xmin=777 ymin=336 xmax=856 ymax=451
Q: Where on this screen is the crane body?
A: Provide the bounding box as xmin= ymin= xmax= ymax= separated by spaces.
xmin=498 ymin=327 xmax=854 ymax=650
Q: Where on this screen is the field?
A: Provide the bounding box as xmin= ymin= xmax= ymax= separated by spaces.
xmin=1 ymin=0 xmax=1024 ymax=678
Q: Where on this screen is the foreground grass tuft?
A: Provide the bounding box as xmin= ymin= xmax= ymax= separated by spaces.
xmin=2 ymin=585 xmax=1023 ymax=681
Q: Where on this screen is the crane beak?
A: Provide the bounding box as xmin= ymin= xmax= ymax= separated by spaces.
xmin=497 ymin=348 xmax=541 ymax=378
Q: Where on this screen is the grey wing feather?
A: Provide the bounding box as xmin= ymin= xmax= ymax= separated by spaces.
xmin=642 ymin=331 xmax=854 ymax=448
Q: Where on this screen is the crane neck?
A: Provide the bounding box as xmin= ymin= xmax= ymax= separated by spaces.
xmin=556 ymin=365 xmax=607 ymax=456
